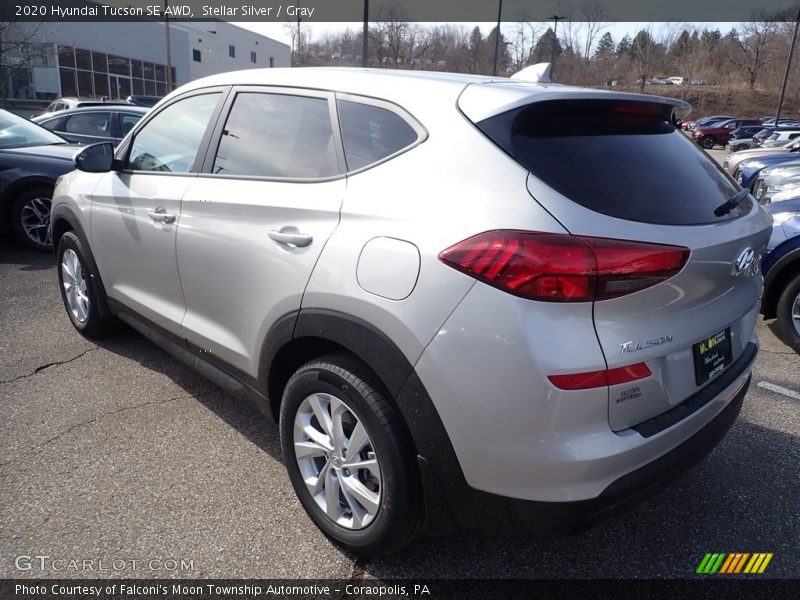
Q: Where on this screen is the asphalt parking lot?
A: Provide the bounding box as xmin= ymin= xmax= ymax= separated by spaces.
xmin=1 ymin=161 xmax=799 ymax=579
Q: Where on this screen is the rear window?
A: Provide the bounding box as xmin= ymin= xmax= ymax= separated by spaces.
xmin=477 ymin=99 xmax=751 ymax=225
xmin=338 ymin=99 xmax=420 ymax=171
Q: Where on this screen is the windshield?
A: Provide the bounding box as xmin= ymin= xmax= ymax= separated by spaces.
xmin=0 ymin=110 xmax=66 ymax=149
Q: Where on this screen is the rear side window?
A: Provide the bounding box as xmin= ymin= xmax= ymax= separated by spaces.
xmin=64 ymin=112 xmax=111 ymax=136
xmin=337 ymin=99 xmax=419 ymax=171
xmin=212 ymin=92 xmax=339 ymax=179
xmin=477 ymin=99 xmax=751 ymax=225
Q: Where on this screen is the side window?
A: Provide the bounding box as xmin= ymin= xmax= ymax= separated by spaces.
xmin=119 ymin=113 xmax=143 ymax=137
xmin=337 ymin=99 xmax=419 ymax=171
xmin=791 ymin=134 xmax=800 ymax=140
xmin=39 ymin=118 xmax=61 ymax=131
xmin=64 ymin=112 xmax=111 ymax=136
xmin=212 ymin=92 xmax=338 ymax=179
xmin=127 ymin=92 xmax=220 ymax=173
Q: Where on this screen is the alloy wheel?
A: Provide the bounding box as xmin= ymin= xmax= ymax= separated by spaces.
xmin=293 ymin=392 xmax=382 ymax=529
xmin=61 ymin=249 xmax=90 ymax=323
xmin=20 ymin=196 xmax=52 ymax=247
xmin=793 ymin=290 xmax=800 ymax=337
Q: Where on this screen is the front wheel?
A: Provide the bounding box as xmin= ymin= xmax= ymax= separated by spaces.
xmin=279 ymin=354 xmax=422 ymax=557
xmin=775 ymin=272 xmax=800 ymax=353
xmin=700 ymin=136 xmax=716 ymax=150
xmin=734 ymin=144 xmax=749 ymax=152
xmin=56 ymin=232 xmax=118 ymax=337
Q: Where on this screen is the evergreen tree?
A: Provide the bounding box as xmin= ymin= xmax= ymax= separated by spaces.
xmin=616 ymin=34 xmax=631 ymax=56
xmin=594 ymin=32 xmax=615 ymax=59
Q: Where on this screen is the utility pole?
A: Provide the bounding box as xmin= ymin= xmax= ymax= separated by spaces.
xmin=776 ymin=7 xmax=800 ymax=124
xmin=362 ymin=0 xmax=369 ymax=67
xmin=164 ymin=0 xmax=173 ymax=92
xmin=492 ymin=0 xmax=503 ymax=76
xmin=549 ymin=15 xmax=566 ymax=80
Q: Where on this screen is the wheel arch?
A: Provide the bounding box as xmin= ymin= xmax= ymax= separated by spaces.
xmin=261 ymin=308 xmax=465 ymax=534
xmin=763 ymin=244 xmax=800 ymax=319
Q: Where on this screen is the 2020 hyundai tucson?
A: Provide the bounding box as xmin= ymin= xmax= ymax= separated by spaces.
xmin=50 ymin=67 xmax=772 ymax=556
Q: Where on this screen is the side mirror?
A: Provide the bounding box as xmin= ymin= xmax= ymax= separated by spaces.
xmin=74 ymin=142 xmax=115 ymax=173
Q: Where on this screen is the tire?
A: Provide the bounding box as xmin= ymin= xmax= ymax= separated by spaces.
xmin=734 ymin=144 xmax=749 ymax=152
xmin=700 ymin=136 xmax=716 ymax=150
xmin=10 ymin=186 xmax=54 ymax=251
xmin=775 ymin=272 xmax=800 ymax=353
xmin=56 ymin=231 xmax=118 ymax=337
xmin=279 ymin=354 xmax=423 ymax=557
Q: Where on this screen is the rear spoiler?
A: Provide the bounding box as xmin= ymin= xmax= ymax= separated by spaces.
xmin=458 ymin=82 xmax=692 ymax=124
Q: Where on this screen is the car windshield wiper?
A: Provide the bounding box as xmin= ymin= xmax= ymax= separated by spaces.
xmin=714 ymin=188 xmax=751 ymax=217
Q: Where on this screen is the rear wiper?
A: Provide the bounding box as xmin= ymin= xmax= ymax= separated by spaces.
xmin=714 ymin=188 xmax=750 ymax=217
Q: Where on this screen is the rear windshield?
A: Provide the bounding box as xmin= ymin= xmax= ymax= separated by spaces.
xmin=476 ymin=99 xmax=751 ymax=225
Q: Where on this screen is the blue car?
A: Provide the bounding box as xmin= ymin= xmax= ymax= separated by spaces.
xmin=762 ymin=197 xmax=800 ymax=352
xmin=735 ymin=146 xmax=800 ymax=189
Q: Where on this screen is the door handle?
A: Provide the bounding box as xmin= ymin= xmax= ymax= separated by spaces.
xmin=147 ymin=207 xmax=176 ymax=224
xmin=268 ymin=226 xmax=313 ymax=248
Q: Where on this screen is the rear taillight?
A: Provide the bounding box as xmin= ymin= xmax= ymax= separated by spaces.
xmin=548 ymin=362 xmax=652 ymax=390
xmin=439 ymin=231 xmax=689 ymax=302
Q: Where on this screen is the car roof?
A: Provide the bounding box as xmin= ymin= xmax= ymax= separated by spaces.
xmin=174 ymin=67 xmax=692 ymax=122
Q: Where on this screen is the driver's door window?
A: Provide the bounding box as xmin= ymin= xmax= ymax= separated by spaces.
xmin=126 ymin=92 xmax=221 ymax=173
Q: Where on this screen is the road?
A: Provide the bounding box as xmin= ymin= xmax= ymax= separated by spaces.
xmin=1 ymin=193 xmax=798 ymax=579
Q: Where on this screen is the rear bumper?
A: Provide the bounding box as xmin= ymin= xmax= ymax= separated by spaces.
xmin=415 ymin=372 xmax=751 ymax=537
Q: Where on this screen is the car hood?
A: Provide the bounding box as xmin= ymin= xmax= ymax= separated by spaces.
xmin=0 ymin=144 xmax=78 ymax=161
xmin=741 ymin=153 xmax=800 ymax=172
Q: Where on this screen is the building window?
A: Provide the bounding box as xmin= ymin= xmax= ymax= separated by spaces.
xmin=193 ymin=49 xmax=202 ymax=63
xmin=269 ymin=57 xmax=275 ymax=68
xmin=250 ymin=51 xmax=256 ymax=64
xmin=229 ymin=45 xmax=235 ymax=58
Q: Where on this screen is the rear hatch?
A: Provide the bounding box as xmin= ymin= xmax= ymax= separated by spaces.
xmin=461 ymin=84 xmax=772 ymax=431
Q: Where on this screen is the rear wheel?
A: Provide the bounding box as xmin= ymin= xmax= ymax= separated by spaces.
xmin=700 ymin=136 xmax=716 ymax=149
xmin=734 ymin=143 xmax=749 ymax=152
xmin=279 ymin=354 xmax=422 ymax=557
xmin=775 ymin=272 xmax=800 ymax=353
xmin=11 ymin=186 xmax=53 ymax=251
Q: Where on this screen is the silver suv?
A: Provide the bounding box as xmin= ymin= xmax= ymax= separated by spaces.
xmin=51 ymin=68 xmax=772 ymax=556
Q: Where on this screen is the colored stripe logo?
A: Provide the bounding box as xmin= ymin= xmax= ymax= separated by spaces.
xmin=696 ymin=552 xmax=773 ymax=574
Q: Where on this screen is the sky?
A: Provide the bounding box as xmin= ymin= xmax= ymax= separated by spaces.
xmin=236 ymin=21 xmax=738 ymax=51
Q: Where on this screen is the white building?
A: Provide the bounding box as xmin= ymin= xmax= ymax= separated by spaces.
xmin=2 ymin=20 xmax=290 ymax=110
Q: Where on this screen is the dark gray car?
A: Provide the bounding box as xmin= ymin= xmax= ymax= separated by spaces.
xmin=33 ymin=106 xmax=148 ymax=146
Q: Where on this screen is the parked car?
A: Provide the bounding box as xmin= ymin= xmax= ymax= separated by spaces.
xmin=33 ymin=105 xmax=148 ymax=145
xmin=751 ymin=161 xmax=800 ymax=205
xmin=734 ymin=149 xmax=800 ymax=189
xmin=726 ymin=126 xmax=772 ymax=152
xmin=0 ymin=109 xmax=78 ymax=251
xmin=692 ymin=118 xmax=763 ymax=149
xmin=50 ymin=68 xmax=771 ymax=556
xmin=38 ymin=96 xmax=131 ymax=121
xmin=761 ymin=198 xmax=800 ymax=353
xmin=126 ymin=95 xmax=162 ymax=107
xmin=684 ymin=115 xmax=735 ymax=132
xmin=760 ymin=129 xmax=800 ymax=148
xmin=760 ymin=117 xmax=799 ymax=127
xmin=725 ymin=138 xmax=800 ymax=175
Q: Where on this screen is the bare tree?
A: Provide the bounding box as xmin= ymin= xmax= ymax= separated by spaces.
xmin=733 ymin=20 xmax=779 ymax=90
xmin=0 ymin=20 xmax=42 ymax=107
xmin=283 ymin=18 xmax=311 ymax=65
xmin=580 ymin=1 xmax=609 ymax=60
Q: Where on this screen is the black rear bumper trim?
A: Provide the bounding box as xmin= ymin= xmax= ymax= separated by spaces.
xmin=632 ymin=341 xmax=757 ymax=438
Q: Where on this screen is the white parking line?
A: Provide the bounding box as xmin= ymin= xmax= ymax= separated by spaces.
xmin=757 ymin=381 xmax=800 ymax=401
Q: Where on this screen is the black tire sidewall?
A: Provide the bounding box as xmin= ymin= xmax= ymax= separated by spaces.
xmin=56 ymin=232 xmax=107 ymax=336
xmin=11 ymin=186 xmax=53 ymax=252
xmin=701 ymin=137 xmax=715 ymax=149
xmin=776 ymin=273 xmax=800 ymax=353
xmin=279 ymin=358 xmax=420 ymax=556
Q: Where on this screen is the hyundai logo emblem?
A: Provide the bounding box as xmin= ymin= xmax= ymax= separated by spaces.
xmin=733 ymin=247 xmax=760 ymax=277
